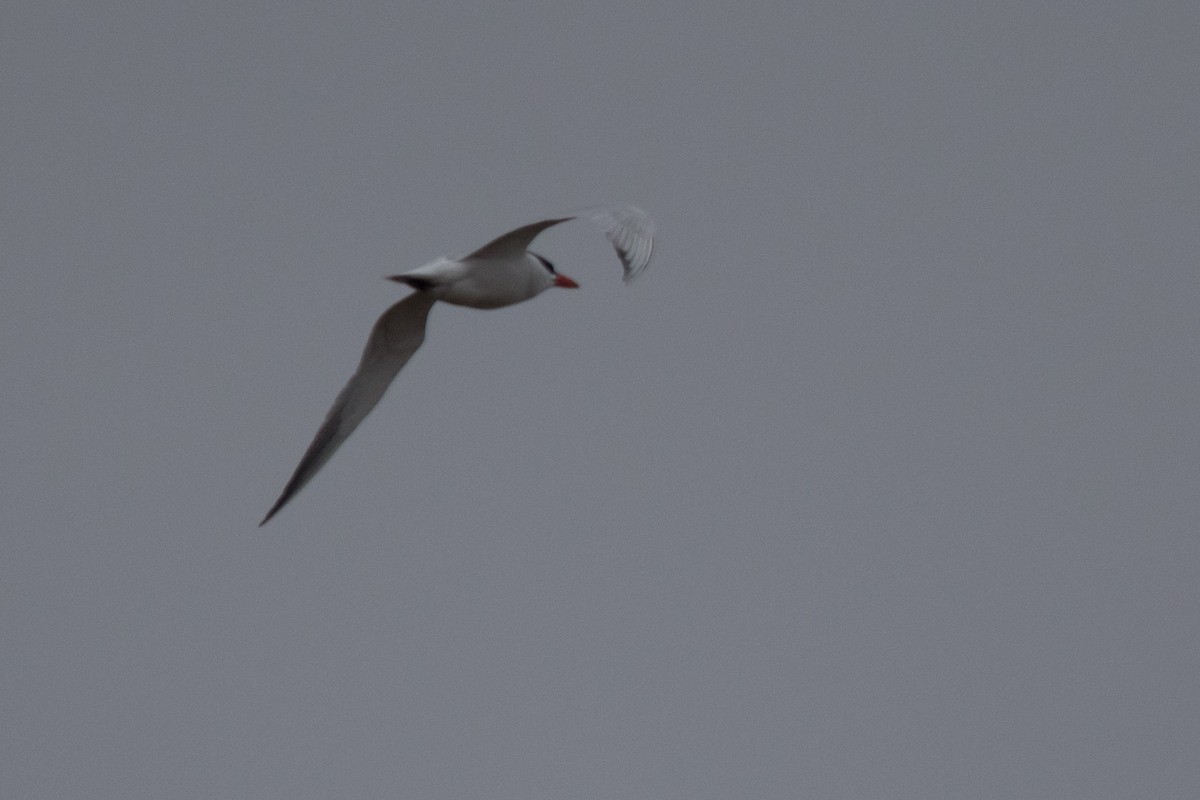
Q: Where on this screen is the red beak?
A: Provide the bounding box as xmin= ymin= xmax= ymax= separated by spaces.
xmin=553 ymin=274 xmax=579 ymax=289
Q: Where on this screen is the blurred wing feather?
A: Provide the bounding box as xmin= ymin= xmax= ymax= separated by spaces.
xmin=585 ymin=204 xmax=656 ymax=281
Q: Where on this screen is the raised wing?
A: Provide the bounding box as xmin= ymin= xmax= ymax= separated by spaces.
xmin=463 ymin=217 xmax=575 ymax=261
xmin=464 ymin=204 xmax=655 ymax=281
xmin=260 ymin=292 xmax=437 ymax=525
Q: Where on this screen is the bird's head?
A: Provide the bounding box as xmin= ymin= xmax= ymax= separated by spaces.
xmin=531 ymin=252 xmax=578 ymax=290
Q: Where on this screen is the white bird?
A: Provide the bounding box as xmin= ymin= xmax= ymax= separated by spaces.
xmin=260 ymin=205 xmax=654 ymax=525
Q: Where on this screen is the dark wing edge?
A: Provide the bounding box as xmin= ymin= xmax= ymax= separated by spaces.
xmin=259 ymin=292 xmax=437 ymax=526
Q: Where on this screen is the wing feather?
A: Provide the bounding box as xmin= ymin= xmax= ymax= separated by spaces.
xmin=260 ymin=292 xmax=437 ymax=525
xmin=463 ymin=217 xmax=575 ymax=261
xmin=586 ymin=205 xmax=656 ymax=282
xmin=463 ymin=204 xmax=655 ymax=281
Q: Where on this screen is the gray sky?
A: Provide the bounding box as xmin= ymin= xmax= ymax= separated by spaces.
xmin=3 ymin=2 xmax=1198 ymax=798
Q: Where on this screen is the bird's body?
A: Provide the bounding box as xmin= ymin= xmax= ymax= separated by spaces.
xmin=394 ymin=254 xmax=558 ymax=308
xmin=259 ymin=204 xmax=654 ymax=525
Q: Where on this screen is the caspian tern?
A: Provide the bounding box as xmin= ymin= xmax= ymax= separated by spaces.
xmin=259 ymin=204 xmax=654 ymax=525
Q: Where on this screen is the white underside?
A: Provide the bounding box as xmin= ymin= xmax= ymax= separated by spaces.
xmin=399 ymin=254 xmax=554 ymax=309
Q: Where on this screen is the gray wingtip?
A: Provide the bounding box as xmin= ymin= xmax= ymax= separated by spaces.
xmin=258 ymin=504 xmax=280 ymax=527
xmin=258 ymin=488 xmax=290 ymax=527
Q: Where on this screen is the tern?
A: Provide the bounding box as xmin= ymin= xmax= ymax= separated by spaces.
xmin=260 ymin=204 xmax=654 ymax=525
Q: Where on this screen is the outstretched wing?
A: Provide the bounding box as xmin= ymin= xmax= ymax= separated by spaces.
xmin=260 ymin=292 xmax=438 ymax=525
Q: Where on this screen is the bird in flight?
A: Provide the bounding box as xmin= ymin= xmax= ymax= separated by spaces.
xmin=260 ymin=205 xmax=655 ymax=525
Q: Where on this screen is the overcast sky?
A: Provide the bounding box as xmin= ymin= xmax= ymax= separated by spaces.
xmin=3 ymin=2 xmax=1198 ymax=798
